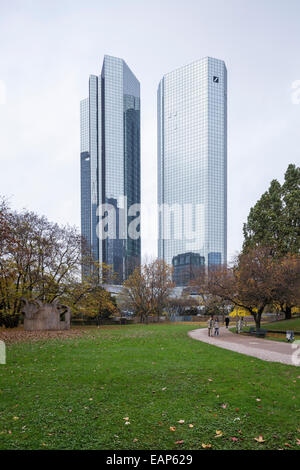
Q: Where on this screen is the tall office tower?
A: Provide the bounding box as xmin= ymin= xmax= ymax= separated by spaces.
xmin=80 ymin=55 xmax=141 ymax=283
xmin=158 ymin=57 xmax=227 ymax=275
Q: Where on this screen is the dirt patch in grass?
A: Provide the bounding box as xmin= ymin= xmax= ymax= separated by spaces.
xmin=0 ymin=326 xmax=97 ymax=345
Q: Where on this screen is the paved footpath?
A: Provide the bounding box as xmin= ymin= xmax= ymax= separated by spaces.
xmin=189 ymin=327 xmax=298 ymax=366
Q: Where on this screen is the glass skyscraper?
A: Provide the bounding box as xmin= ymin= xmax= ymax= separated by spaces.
xmin=80 ymin=55 xmax=141 ymax=282
xmin=158 ymin=57 xmax=227 ymax=270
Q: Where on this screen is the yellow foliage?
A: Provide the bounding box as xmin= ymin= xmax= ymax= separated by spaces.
xmin=229 ymin=306 xmax=255 ymax=317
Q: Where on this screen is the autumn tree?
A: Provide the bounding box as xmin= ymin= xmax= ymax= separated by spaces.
xmin=205 ymin=248 xmax=277 ymax=329
xmin=64 ymin=261 xmax=117 ymax=323
xmin=271 ymin=255 xmax=300 ymax=319
xmin=121 ymin=259 xmax=174 ymax=323
xmin=164 ymin=296 xmax=199 ymax=318
xmin=144 ymin=260 xmax=174 ymax=318
xmin=71 ymin=286 xmax=118 ymax=324
xmin=0 ymin=198 xmax=122 ymax=328
xmin=0 ymin=198 xmax=11 ymax=258
xmin=191 ymin=275 xmax=230 ymax=318
xmin=2 ymin=211 xmax=82 ymax=308
xmin=0 ymin=206 xmax=86 ymax=326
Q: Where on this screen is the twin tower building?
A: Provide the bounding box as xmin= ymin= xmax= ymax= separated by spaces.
xmin=80 ymin=55 xmax=227 ymax=285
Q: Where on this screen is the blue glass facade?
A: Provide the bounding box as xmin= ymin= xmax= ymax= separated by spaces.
xmin=158 ymin=57 xmax=227 ymax=269
xmin=172 ymin=252 xmax=205 ymax=286
xmin=80 ymin=56 xmax=141 ymax=282
xmin=80 ymin=98 xmax=91 ymax=278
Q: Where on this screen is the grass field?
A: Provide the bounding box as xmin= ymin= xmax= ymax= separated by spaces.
xmin=231 ymin=317 xmax=300 ymax=342
xmin=262 ymin=318 xmax=300 ymax=332
xmin=0 ymin=324 xmax=299 ymax=450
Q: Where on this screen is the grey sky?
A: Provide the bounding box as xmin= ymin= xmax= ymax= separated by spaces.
xmin=0 ymin=0 xmax=299 ymax=261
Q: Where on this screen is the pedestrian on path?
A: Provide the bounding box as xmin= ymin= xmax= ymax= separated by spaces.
xmin=208 ymin=316 xmax=213 ymax=337
xmin=225 ymin=316 xmax=230 ymax=329
xmin=214 ymin=318 xmax=220 ymax=336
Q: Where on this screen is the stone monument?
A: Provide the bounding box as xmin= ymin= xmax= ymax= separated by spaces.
xmin=21 ymin=299 xmax=71 ymax=331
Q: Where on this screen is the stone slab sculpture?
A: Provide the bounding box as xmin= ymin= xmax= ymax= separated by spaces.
xmin=21 ymin=299 xmax=71 ymax=331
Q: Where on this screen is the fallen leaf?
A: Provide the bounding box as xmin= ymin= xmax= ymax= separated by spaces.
xmin=201 ymin=443 xmax=212 ymax=449
xmin=254 ymin=435 xmax=265 ymax=443
xmin=133 ymin=438 xmax=138 ymax=443
xmin=162 ymin=387 xmax=167 ymax=391
xmin=175 ymin=440 xmax=184 ymax=445
xmin=13 ymin=417 xmax=19 ymax=421
xmin=221 ymin=404 xmax=227 ymax=409
xmin=296 ymin=439 xmax=300 ymax=446
xmin=178 ymin=420 xmax=185 ymax=424
xmin=189 ymin=424 xmax=194 ymax=429
xmin=215 ymin=430 xmax=223 ymax=438
xmin=284 ymin=443 xmax=292 ymax=448
xmin=170 ymin=426 xmax=176 ymax=432
xmin=256 ymin=398 xmax=261 ymax=402
xmin=124 ymin=422 xmax=130 ymax=425
xmin=231 ymin=437 xmax=238 ymax=442
xmin=123 ymin=417 xmax=129 ymax=421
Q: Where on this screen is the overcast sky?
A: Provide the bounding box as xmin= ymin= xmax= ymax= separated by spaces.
xmin=0 ymin=0 xmax=299 ymax=261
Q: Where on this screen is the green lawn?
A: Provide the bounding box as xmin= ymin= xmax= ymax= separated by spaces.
xmin=262 ymin=318 xmax=300 ymax=332
xmin=231 ymin=317 xmax=300 ymax=342
xmin=0 ymin=324 xmax=299 ymax=450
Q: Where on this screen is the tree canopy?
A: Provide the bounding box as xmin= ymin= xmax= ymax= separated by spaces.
xmin=243 ymin=164 xmax=300 ymax=256
xmin=121 ymin=259 xmax=174 ymax=323
xmin=0 ymin=200 xmax=117 ymax=327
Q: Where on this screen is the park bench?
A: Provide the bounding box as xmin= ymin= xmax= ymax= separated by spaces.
xmin=249 ymin=327 xmax=267 ymax=338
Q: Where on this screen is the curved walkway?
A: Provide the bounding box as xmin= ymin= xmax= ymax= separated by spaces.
xmin=189 ymin=327 xmax=298 ymax=366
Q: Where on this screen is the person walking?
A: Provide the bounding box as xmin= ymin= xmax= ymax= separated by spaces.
xmin=214 ymin=318 xmax=220 ymax=336
xmin=207 ymin=316 xmax=213 ymax=337
xmin=225 ymin=316 xmax=230 ymax=329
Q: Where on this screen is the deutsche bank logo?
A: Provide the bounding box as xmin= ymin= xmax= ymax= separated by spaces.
xmin=213 ymin=76 xmax=219 ymax=83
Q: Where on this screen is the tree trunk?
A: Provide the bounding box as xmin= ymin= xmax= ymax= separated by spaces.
xmin=253 ymin=309 xmax=263 ymax=329
xmin=285 ymin=305 xmax=292 ymax=320
xmin=255 ymin=316 xmax=261 ymax=330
